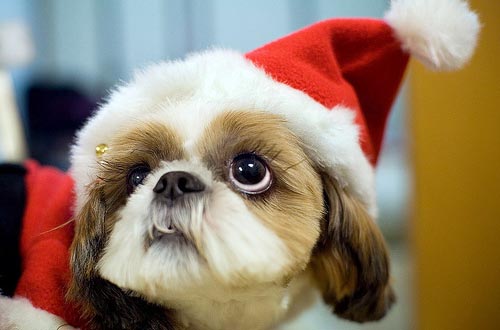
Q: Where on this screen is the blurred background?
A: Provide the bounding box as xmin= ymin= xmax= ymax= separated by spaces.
xmin=0 ymin=1 xmax=498 ymax=329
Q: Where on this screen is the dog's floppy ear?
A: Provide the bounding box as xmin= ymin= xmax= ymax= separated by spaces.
xmin=310 ymin=173 xmax=395 ymax=322
xmin=68 ymin=186 xmax=178 ymax=330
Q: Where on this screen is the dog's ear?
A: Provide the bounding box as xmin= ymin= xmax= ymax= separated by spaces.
xmin=310 ymin=173 xmax=395 ymax=323
xmin=68 ymin=186 xmax=178 ymax=330
xmin=69 ymin=187 xmax=108 ymax=293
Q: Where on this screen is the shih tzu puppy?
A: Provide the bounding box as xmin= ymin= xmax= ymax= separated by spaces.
xmin=0 ymin=1 xmax=479 ymax=329
xmin=69 ymin=107 xmax=392 ymax=329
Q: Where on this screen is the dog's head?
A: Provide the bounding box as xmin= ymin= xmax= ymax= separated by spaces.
xmin=68 ymin=50 xmax=393 ymax=328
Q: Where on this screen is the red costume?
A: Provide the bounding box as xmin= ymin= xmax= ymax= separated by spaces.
xmin=15 ymin=161 xmax=83 ymax=328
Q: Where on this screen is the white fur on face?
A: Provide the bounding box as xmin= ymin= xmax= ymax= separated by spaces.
xmin=98 ymin=160 xmax=291 ymax=304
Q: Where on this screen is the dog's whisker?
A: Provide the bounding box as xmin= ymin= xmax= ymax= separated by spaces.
xmin=283 ymin=157 xmax=307 ymax=172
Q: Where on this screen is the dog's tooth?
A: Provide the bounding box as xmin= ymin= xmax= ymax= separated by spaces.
xmin=147 ymin=225 xmax=155 ymax=240
xmin=154 ymin=222 xmax=177 ymax=234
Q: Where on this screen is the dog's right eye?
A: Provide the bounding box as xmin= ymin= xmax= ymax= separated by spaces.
xmin=127 ymin=165 xmax=151 ymax=193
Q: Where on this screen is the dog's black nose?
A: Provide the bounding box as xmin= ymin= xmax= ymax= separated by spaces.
xmin=153 ymin=171 xmax=205 ymax=200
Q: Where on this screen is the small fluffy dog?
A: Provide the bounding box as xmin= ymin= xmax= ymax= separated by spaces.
xmin=0 ymin=1 xmax=479 ymax=329
xmin=70 ymin=108 xmax=393 ymax=329
xmin=68 ymin=54 xmax=394 ymax=329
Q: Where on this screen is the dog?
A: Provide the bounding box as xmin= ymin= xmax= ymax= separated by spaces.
xmin=0 ymin=1 xmax=479 ymax=329
xmin=67 ymin=50 xmax=395 ymax=329
xmin=69 ymin=111 xmax=394 ymax=329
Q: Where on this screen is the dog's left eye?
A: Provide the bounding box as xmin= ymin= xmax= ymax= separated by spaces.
xmin=127 ymin=165 xmax=151 ymax=193
xmin=229 ymin=153 xmax=272 ymax=194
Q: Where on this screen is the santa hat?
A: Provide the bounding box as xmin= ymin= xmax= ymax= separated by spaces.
xmin=72 ymin=0 xmax=480 ymax=217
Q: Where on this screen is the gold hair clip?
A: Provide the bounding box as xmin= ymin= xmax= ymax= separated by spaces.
xmin=95 ymin=143 xmax=108 ymax=157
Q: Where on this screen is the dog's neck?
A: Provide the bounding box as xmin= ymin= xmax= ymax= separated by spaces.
xmin=170 ymin=272 xmax=314 ymax=330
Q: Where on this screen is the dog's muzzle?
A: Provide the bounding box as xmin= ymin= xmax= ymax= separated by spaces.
xmin=148 ymin=171 xmax=206 ymax=244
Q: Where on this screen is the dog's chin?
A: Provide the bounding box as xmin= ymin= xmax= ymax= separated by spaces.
xmin=97 ymin=181 xmax=293 ymax=303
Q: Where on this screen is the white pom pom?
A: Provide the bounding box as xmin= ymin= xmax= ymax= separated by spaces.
xmin=384 ymin=0 xmax=480 ymax=71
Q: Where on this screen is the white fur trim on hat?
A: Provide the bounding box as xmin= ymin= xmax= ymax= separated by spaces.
xmin=385 ymin=0 xmax=480 ymax=71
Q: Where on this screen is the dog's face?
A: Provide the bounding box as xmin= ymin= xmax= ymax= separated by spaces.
xmin=69 ymin=108 xmax=393 ymax=328
xmin=68 ymin=52 xmax=393 ymax=329
xmin=90 ymin=110 xmax=324 ymax=297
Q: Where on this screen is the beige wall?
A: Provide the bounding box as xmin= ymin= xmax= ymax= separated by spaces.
xmin=411 ymin=1 xmax=500 ymax=329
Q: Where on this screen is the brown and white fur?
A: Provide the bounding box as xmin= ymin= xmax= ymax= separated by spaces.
xmin=68 ymin=110 xmax=394 ymax=329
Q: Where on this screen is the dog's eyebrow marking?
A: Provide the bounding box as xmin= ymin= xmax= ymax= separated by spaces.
xmin=103 ymin=122 xmax=185 ymax=168
xmin=197 ymin=110 xmax=309 ymax=175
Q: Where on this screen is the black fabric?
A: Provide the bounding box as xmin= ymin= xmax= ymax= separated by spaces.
xmin=0 ymin=163 xmax=26 ymax=297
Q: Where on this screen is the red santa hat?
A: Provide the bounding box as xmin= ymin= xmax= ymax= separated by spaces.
xmin=248 ymin=0 xmax=480 ymax=162
xmin=72 ymin=0 xmax=480 ymax=217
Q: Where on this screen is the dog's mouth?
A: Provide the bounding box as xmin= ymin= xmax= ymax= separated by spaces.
xmin=145 ymin=197 xmax=206 ymax=249
xmin=149 ymin=227 xmax=188 ymax=247
xmin=148 ymin=222 xmax=176 ymax=239
xmin=146 ymin=222 xmax=191 ymax=247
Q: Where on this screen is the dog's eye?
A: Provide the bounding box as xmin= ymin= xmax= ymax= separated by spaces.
xmin=229 ymin=153 xmax=272 ymax=194
xmin=127 ymin=165 xmax=150 ymax=193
